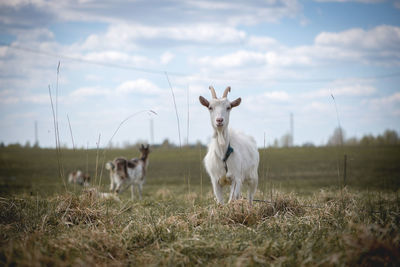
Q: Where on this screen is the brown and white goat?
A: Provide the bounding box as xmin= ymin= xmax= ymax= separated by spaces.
xmin=68 ymin=170 xmax=90 ymax=187
xmin=105 ymin=144 xmax=150 ymax=200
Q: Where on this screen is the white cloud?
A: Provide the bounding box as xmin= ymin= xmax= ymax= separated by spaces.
xmin=198 ymin=50 xmax=266 ymax=68
xmin=81 ymin=23 xmax=247 ymax=49
xmin=314 ymin=0 xmax=383 ymax=3
xmin=13 ymin=28 xmax=55 ymax=43
xmin=196 ymin=25 xmax=400 ymax=72
xmin=0 ymin=95 xmax=19 ymax=104
xmin=263 ymin=91 xmax=290 ymax=101
xmin=82 ymin=51 xmax=153 ymax=66
xmin=242 ymin=90 xmax=291 ymax=113
xmin=160 ymin=51 xmax=175 ymax=65
xmin=368 ymin=92 xmax=400 ymax=106
xmin=313 ymin=25 xmax=400 ymax=65
xmin=248 ymin=36 xmax=280 ymax=50
xmin=28 ymin=94 xmax=50 ymax=104
xmin=0 ymin=0 xmax=302 ymax=28
xmin=362 ymin=92 xmax=400 ymax=117
xmin=85 ymin=74 xmax=103 ymax=82
xmin=197 ymin=47 xmax=314 ymax=70
xmin=0 ymin=90 xmax=50 ymax=105
xmin=0 ymin=0 xmax=51 ymax=8
xmin=70 ymin=86 xmax=110 ymax=98
xmin=187 ymin=1 xmax=240 ymax=10
xmin=116 ymin=79 xmax=162 ymax=95
xmin=315 ymin=25 xmax=400 ymax=50
xmin=303 ymin=101 xmax=332 ymax=112
xmin=69 ymin=79 xmax=164 ymax=100
xmin=304 ymin=84 xmax=377 ymax=98
xmin=83 ymin=51 xmax=130 ymax=62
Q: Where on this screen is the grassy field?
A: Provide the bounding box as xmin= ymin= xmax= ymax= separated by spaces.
xmin=0 ymin=145 xmax=399 ymax=265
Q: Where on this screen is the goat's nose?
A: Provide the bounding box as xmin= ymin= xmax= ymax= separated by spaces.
xmin=216 ymin=118 xmax=224 ymax=123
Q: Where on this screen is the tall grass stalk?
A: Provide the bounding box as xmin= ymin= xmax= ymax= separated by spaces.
xmin=86 ymin=142 xmax=89 ymax=179
xmin=262 ymin=132 xmax=266 ymax=200
xmin=186 ymin=85 xmax=192 ymax=194
xmin=55 ymin=62 xmax=64 ymax=181
xmin=95 ymin=133 xmax=101 ymax=187
xmin=186 ymin=85 xmax=190 ymax=146
xmin=55 ymin=62 xmax=60 ymax=154
xmin=67 ymin=114 xmax=76 ymax=151
xmin=48 ymin=84 xmax=66 ymax=190
xmin=262 ymin=132 xmax=272 ymax=202
xmin=331 ymin=93 xmax=344 ymax=187
xmin=56 ymin=61 xmax=60 ymax=130
xmin=165 ymin=71 xmax=181 ymax=148
xmin=165 ymin=71 xmax=187 ymax=192
xmin=331 ymin=92 xmax=346 ymax=212
xmin=199 ymin=144 xmax=203 ymax=200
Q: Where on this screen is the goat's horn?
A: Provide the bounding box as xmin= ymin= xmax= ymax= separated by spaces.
xmin=222 ymin=86 xmax=231 ymax=98
xmin=209 ymin=86 xmax=217 ymax=99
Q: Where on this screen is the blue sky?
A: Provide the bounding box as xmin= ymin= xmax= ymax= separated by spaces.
xmin=0 ymin=0 xmax=399 ymax=148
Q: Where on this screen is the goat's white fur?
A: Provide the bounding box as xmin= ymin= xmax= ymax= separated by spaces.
xmin=105 ymin=145 xmax=150 ymax=200
xmin=200 ymin=86 xmax=259 ymax=204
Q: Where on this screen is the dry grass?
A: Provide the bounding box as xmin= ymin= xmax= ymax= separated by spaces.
xmin=1 ymin=145 xmax=399 ymax=265
xmin=1 ymin=188 xmax=399 ymax=266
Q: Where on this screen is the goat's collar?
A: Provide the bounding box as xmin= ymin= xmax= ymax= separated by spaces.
xmin=222 ymin=143 xmax=234 ymax=172
xmin=223 ymin=143 xmax=234 ymax=162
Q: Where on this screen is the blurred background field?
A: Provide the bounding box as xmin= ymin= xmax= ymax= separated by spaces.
xmin=1 ymin=145 xmax=399 ymax=198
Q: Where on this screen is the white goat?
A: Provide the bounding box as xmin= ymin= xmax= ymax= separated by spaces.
xmin=105 ymin=144 xmax=150 ymax=200
xmin=199 ymin=86 xmax=259 ymax=204
xmin=68 ymin=170 xmax=90 ymax=187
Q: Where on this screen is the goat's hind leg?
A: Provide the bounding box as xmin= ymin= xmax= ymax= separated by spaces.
xmin=138 ymin=183 xmax=143 ymax=200
xmin=130 ymin=184 xmax=135 ymax=200
xmin=247 ymin=176 xmax=258 ymax=205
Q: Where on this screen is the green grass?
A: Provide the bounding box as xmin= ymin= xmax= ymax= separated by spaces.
xmin=1 ymin=145 xmax=399 ymax=196
xmin=0 ymin=146 xmax=399 ymax=265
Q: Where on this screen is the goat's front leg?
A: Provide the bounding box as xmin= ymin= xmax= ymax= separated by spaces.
xmin=110 ymin=174 xmax=116 ymax=192
xmin=228 ymin=179 xmax=242 ymax=203
xmin=115 ymin=181 xmax=128 ymax=195
xmin=211 ymin=177 xmax=224 ymax=204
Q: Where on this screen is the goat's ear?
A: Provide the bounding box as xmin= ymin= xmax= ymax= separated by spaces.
xmin=199 ymin=96 xmax=209 ymax=108
xmin=231 ymin=97 xmax=241 ymax=108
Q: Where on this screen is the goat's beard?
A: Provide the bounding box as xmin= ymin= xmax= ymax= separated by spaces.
xmin=215 ymin=127 xmax=228 ymax=148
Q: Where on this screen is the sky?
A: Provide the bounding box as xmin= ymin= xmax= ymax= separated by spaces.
xmin=0 ymin=0 xmax=399 ymax=148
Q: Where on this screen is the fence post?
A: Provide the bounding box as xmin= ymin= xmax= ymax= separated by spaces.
xmin=343 ymin=154 xmax=347 ymax=187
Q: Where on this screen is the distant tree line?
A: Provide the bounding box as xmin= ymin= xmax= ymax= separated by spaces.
xmin=1 ymin=128 xmax=399 ymax=149
xmin=326 ymin=128 xmax=400 ymax=146
xmin=271 ymin=128 xmax=400 ymax=148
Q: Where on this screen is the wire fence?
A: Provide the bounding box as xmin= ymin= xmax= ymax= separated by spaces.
xmin=2 ymin=41 xmax=400 ymax=83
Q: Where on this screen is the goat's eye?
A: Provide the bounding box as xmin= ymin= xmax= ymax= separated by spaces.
xmin=227 ymin=106 xmax=231 ymax=111
xmin=208 ymin=106 xmax=213 ymax=111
